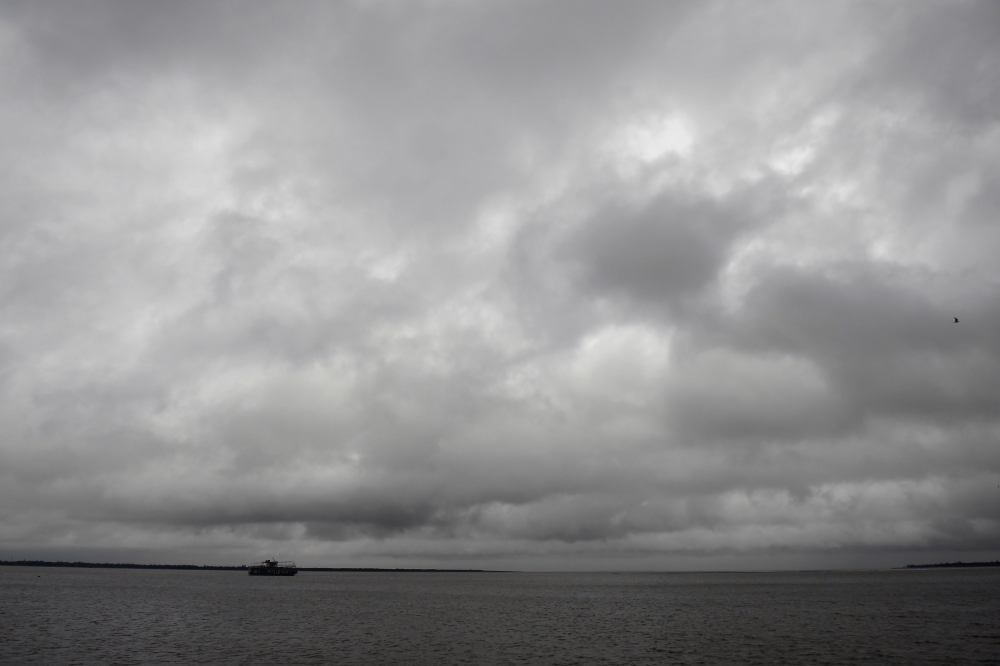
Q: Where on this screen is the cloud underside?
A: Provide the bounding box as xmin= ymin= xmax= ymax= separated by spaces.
xmin=1 ymin=0 xmax=999 ymax=566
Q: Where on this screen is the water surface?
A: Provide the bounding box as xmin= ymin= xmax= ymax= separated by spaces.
xmin=2 ymin=567 xmax=998 ymax=664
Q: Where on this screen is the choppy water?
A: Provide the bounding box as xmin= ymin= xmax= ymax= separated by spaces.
xmin=2 ymin=567 xmax=999 ymax=665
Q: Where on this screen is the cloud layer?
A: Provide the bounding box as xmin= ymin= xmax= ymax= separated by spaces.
xmin=1 ymin=0 xmax=998 ymax=569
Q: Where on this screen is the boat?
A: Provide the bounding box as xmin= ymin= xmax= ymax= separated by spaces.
xmin=248 ymin=559 xmax=298 ymax=576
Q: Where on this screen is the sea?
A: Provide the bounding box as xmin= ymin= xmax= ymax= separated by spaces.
xmin=2 ymin=567 xmax=998 ymax=665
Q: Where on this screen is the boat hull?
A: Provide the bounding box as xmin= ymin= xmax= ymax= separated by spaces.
xmin=248 ymin=567 xmax=297 ymax=576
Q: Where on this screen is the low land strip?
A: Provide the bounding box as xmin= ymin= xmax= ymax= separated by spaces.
xmin=903 ymin=561 xmax=1000 ymax=569
xmin=0 ymin=559 xmax=488 ymax=572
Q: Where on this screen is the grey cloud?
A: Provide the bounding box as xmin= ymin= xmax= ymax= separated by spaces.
xmin=3 ymin=0 xmax=308 ymax=87
xmin=1 ymin=1 xmax=998 ymax=569
xmin=858 ymin=0 xmax=1000 ymax=125
xmin=730 ymin=264 xmax=1000 ymax=422
xmin=565 ymin=188 xmax=771 ymax=306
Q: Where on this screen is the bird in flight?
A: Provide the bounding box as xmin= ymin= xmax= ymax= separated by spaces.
xmin=954 ymin=317 xmax=959 ymax=323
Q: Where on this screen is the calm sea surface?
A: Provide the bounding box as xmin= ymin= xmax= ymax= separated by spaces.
xmin=2 ymin=567 xmax=998 ymax=665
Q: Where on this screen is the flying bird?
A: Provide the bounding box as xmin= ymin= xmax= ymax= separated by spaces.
xmin=954 ymin=317 xmax=959 ymax=323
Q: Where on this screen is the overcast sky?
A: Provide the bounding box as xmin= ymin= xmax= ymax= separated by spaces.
xmin=1 ymin=0 xmax=998 ymax=570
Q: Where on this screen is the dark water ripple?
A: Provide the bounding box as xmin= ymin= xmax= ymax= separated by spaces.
xmin=2 ymin=567 xmax=998 ymax=665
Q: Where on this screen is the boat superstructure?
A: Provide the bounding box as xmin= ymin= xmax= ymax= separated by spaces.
xmin=248 ymin=559 xmax=298 ymax=576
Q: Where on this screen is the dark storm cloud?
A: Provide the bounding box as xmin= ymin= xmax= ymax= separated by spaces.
xmin=569 ymin=197 xmax=737 ymax=303
xmin=2 ymin=0 xmax=304 ymax=84
xmin=858 ymin=0 xmax=1000 ymax=125
xmin=0 ymin=0 xmax=998 ymax=569
xmin=564 ymin=183 xmax=778 ymax=305
xmin=731 ymin=265 xmax=1000 ymax=421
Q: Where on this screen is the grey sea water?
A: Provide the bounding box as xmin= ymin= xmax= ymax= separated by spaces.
xmin=2 ymin=567 xmax=998 ymax=665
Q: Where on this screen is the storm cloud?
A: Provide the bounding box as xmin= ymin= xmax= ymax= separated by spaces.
xmin=1 ymin=0 xmax=998 ymax=570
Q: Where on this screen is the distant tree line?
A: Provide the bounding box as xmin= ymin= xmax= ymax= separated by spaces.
xmin=904 ymin=561 xmax=1000 ymax=569
xmin=0 ymin=560 xmax=246 ymax=570
xmin=0 ymin=560 xmax=490 ymax=572
xmin=298 ymin=567 xmax=489 ymax=572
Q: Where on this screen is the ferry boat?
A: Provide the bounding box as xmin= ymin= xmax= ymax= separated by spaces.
xmin=248 ymin=559 xmax=298 ymax=576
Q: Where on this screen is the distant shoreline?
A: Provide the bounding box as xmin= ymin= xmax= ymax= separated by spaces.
xmin=9 ymin=558 xmax=997 ymax=572
xmin=0 ymin=559 xmax=488 ymax=572
xmin=902 ymin=561 xmax=1000 ymax=569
